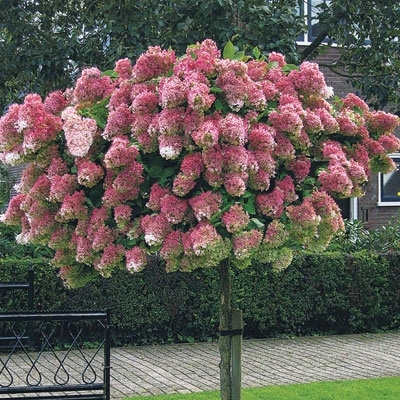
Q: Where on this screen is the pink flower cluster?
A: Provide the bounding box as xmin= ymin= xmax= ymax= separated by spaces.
xmin=61 ymin=107 xmax=98 ymax=158
xmin=0 ymin=39 xmax=398 ymax=286
xmin=0 ymin=94 xmax=62 ymax=164
xmin=73 ymin=67 xmax=115 ymax=103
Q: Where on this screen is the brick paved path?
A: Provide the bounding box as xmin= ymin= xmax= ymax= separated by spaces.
xmin=2 ymin=332 xmax=400 ymax=398
xmin=111 ymin=332 xmax=400 ymax=398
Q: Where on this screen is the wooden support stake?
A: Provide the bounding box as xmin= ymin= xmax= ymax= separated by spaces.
xmin=231 ymin=309 xmax=243 ymax=400
xmin=219 ymin=260 xmax=232 ymax=400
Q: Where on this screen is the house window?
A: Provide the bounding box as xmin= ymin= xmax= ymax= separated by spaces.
xmin=378 ymin=154 xmax=400 ymax=206
xmin=296 ymin=0 xmax=331 ymax=44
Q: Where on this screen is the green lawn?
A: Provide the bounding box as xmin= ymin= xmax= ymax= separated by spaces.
xmin=125 ymin=376 xmax=400 ymax=399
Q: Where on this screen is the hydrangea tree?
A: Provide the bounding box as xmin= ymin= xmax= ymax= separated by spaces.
xmin=0 ymin=40 xmax=399 ymax=399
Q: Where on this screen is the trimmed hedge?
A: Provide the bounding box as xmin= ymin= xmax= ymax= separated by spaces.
xmin=0 ymin=258 xmax=67 ymax=312
xmin=1 ymin=251 xmax=399 ymax=345
xmin=235 ymin=252 xmax=394 ymax=337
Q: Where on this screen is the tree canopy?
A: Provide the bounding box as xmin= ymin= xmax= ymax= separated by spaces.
xmin=1 ymin=1 xmax=399 ymax=114
xmin=0 ymin=39 xmax=398 ymax=287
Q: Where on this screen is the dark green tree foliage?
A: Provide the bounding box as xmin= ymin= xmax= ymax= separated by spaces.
xmin=306 ymin=0 xmax=400 ymax=114
xmin=1 ymin=1 xmax=87 ymax=109
xmin=0 ymin=1 xmax=304 ymax=112
xmin=1 ymin=1 xmax=399 ymax=112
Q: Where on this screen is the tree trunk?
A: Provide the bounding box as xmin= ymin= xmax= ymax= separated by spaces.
xmin=219 ymin=259 xmax=232 ymax=400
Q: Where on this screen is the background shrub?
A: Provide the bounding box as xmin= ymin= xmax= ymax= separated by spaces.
xmin=233 ymin=251 xmax=393 ymax=337
xmin=1 ymin=250 xmax=399 ymax=345
xmin=0 ymin=258 xmax=66 ymax=312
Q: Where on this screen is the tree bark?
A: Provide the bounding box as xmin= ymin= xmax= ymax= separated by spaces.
xmin=219 ymin=259 xmax=232 ymax=400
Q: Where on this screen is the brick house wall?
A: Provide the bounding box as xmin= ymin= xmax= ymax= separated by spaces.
xmin=313 ymin=48 xmax=355 ymax=98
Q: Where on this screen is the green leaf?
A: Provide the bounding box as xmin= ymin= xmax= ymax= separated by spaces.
xmin=84 ymin=183 xmax=104 ymax=209
xmin=242 ymin=198 xmax=256 ymax=215
xmin=353 ymin=106 xmax=363 ymax=115
xmin=102 ymin=70 xmax=119 ymax=79
xmin=210 ymin=86 xmax=224 ymax=93
xmin=249 ymin=218 xmax=265 ymax=229
xmin=223 ymin=40 xmax=236 ymax=60
xmin=78 ymin=97 xmax=110 ymax=129
xmin=159 ymin=166 xmax=178 ymax=185
xmin=257 ymin=110 xmax=269 ymax=121
xmin=233 ymin=51 xmax=246 ymax=61
xmin=85 ymin=196 xmax=94 ymax=208
xmin=244 ymin=203 xmax=256 ymax=215
xmin=127 ymin=239 xmax=138 ymax=247
xmin=281 ymin=64 xmax=299 ymax=73
xmin=303 ymin=176 xmax=316 ymax=185
xmin=242 ymin=191 xmax=253 ymax=199
xmin=161 ymin=167 xmax=176 ymax=178
xmin=253 ymin=47 xmax=261 ymax=60
xmin=148 ymin=165 xmax=163 ymax=178
xmin=214 ymin=99 xmax=226 ymax=112
xmin=93 ymin=97 xmax=111 ymax=110
xmin=92 ymin=112 xmax=107 ymax=129
xmin=257 ymin=100 xmax=278 ymax=121
xmin=268 ymin=61 xmax=279 ymax=70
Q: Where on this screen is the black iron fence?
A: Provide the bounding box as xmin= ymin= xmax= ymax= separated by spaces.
xmin=0 ymin=310 xmax=111 ymax=399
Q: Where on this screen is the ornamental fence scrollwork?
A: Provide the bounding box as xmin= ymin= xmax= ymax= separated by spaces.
xmin=0 ymin=310 xmax=111 ymax=400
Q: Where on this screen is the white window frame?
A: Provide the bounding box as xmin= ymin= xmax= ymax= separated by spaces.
xmin=350 ymin=197 xmax=358 ymax=220
xmin=377 ymin=153 xmax=400 ymax=206
xmin=296 ymin=0 xmax=331 ymax=45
